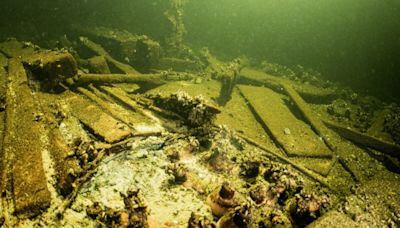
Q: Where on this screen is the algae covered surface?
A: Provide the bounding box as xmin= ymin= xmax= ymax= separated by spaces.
xmin=0 ymin=1 xmax=400 ymax=227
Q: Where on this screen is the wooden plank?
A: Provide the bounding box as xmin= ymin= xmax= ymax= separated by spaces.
xmin=324 ymin=120 xmax=400 ymax=159
xmin=4 ymin=59 xmax=51 ymax=216
xmin=238 ymin=85 xmax=332 ymax=158
xmin=99 ymin=86 xmax=156 ymax=117
xmin=78 ymin=86 xmax=163 ymax=136
xmin=216 ymin=89 xmax=279 ymax=151
xmin=282 ymin=83 xmax=336 ymax=151
xmin=36 ymin=93 xmax=82 ymax=196
xmin=66 ymin=95 xmax=131 ymax=143
xmin=47 ymin=127 xmax=81 ymax=196
xmin=290 ymin=157 xmax=336 ymax=177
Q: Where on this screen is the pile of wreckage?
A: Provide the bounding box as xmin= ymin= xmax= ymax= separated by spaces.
xmin=0 ymin=26 xmax=399 ymax=227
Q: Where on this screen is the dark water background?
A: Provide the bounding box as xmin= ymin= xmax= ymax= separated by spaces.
xmin=1 ymin=0 xmax=399 ymax=102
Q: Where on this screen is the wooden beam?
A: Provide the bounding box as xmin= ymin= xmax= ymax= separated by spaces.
xmin=324 ymin=120 xmax=400 ymax=159
xmin=282 ymin=83 xmax=336 ymax=151
xmin=4 ymin=59 xmax=51 ymax=216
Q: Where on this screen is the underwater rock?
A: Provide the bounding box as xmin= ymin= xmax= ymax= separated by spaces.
xmin=328 ymin=95 xmax=380 ymax=132
xmin=283 ymin=127 xmax=291 ymax=135
xmin=164 ymin=147 xmax=181 ymax=161
xmin=306 ymin=211 xmax=358 ymax=228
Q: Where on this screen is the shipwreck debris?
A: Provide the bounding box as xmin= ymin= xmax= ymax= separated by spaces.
xmin=66 ymin=93 xmax=132 ymax=143
xmin=70 ymin=72 xmax=167 ymax=87
xmin=290 ymin=193 xmax=330 ymax=226
xmin=188 ymin=212 xmax=215 ymax=228
xmin=24 ymin=51 xmax=78 ymax=91
xmin=87 ymin=55 xmax=111 ymax=74
xmin=149 ymin=91 xmax=220 ymax=131
xmin=0 ymin=21 xmax=398 ymax=227
xmin=282 ymin=83 xmax=336 ymax=151
xmin=239 ymin=67 xmax=338 ymax=102
xmin=324 ymin=120 xmax=400 ymax=159
xmin=79 ymin=36 xmax=140 ymax=74
xmin=73 ymin=26 xmax=161 ymax=72
xmin=238 ymin=85 xmax=333 ymax=158
xmin=4 ymin=59 xmax=51 ymax=217
xmin=164 ymin=0 xmax=188 ymax=56
xmin=86 ymin=190 xmax=150 ymax=228
xmin=214 ymin=59 xmax=242 ymax=106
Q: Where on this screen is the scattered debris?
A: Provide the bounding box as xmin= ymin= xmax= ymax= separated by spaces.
xmin=149 ymin=91 xmax=220 ymax=131
xmin=0 ymin=26 xmax=399 ymax=227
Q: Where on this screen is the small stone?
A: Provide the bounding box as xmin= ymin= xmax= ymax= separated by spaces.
xmin=283 ymin=128 xmax=291 ymax=135
xmin=194 ymin=77 xmax=203 ymax=84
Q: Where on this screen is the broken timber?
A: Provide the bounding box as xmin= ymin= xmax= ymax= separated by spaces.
xmin=239 ymin=67 xmax=337 ymax=102
xmin=97 ymin=85 xmax=188 ymax=132
xmin=38 ymin=99 xmax=82 ymax=196
xmin=366 ymin=108 xmax=394 ymax=143
xmin=79 ymin=36 xmax=140 ymax=74
xmin=72 ymin=72 xmax=167 ymax=86
xmin=77 ymin=86 xmax=163 ymax=137
xmin=3 ymin=59 xmax=51 ymax=216
xmin=324 ymin=120 xmax=400 ymax=159
xmin=87 ymin=55 xmax=111 ymax=74
xmin=65 ymin=93 xmax=131 ymax=143
xmin=238 ymin=85 xmax=332 ymax=158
